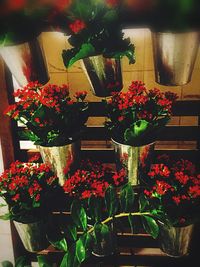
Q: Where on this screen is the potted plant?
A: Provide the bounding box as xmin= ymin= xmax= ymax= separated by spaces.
xmin=60 ymin=0 xmax=135 ymax=97
xmin=0 ymin=159 xmax=59 ymax=252
xmin=144 ymin=155 xmax=200 ymax=257
xmin=150 ymin=0 xmax=200 ymax=86
xmin=104 ymin=80 xmax=178 ymax=185
xmin=62 ymin=159 xmax=126 ymax=257
xmin=4 ymin=81 xmax=89 ymax=185
xmin=0 ymin=1 xmax=51 ymax=86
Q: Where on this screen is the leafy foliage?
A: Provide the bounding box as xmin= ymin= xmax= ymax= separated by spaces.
xmin=61 ymin=0 xmax=135 ymax=67
xmin=4 ymin=82 xmax=88 ymax=146
xmin=105 ymin=80 xmax=178 ymax=146
xmin=0 ymin=160 xmax=59 ymax=223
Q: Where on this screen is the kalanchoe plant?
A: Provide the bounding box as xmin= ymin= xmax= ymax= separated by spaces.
xmin=104 ymin=80 xmax=178 ymax=146
xmin=0 ymin=159 xmax=59 ymax=223
xmin=61 ymin=0 xmax=135 ymax=68
xmin=4 ymin=81 xmax=88 ymax=146
xmin=144 ymin=155 xmax=200 ymax=226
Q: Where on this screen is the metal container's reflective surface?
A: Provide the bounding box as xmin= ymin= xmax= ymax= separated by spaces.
xmin=14 ymin=220 xmax=48 ymax=252
xmin=82 ymin=55 xmax=122 ymax=97
xmin=0 ymin=37 xmax=49 ymax=87
xmin=152 ymin=31 xmax=199 ymax=86
xmin=38 ymin=140 xmax=80 ymax=186
xmin=158 ymin=222 xmax=194 ymax=257
xmin=112 ymin=139 xmax=154 ymax=186
xmin=92 ymin=224 xmax=116 ymax=257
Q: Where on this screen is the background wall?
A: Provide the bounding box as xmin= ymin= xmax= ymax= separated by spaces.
xmin=40 ymin=28 xmax=200 ymax=149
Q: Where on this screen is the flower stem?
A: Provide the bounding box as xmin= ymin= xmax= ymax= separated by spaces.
xmin=87 ymin=211 xmax=151 ymax=233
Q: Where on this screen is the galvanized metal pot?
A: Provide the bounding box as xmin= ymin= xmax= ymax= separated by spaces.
xmin=14 ymin=220 xmax=49 ymax=252
xmin=81 ymin=55 xmax=123 ymax=97
xmin=0 ymin=37 xmax=49 ymax=87
xmin=92 ymin=224 xmax=116 ymax=257
xmin=112 ymin=139 xmax=155 ymax=186
xmin=38 ymin=140 xmax=80 ymax=186
xmin=158 ymin=221 xmax=194 ymax=257
xmin=152 ymin=31 xmax=199 ymax=86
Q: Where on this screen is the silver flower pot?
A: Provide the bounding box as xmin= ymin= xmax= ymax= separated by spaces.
xmin=158 ymin=221 xmax=194 ymax=257
xmin=92 ymin=224 xmax=116 ymax=257
xmin=81 ymin=55 xmax=123 ymax=97
xmin=112 ymin=139 xmax=155 ymax=186
xmin=14 ymin=220 xmax=49 ymax=253
xmin=38 ymin=140 xmax=80 ymax=186
xmin=152 ymin=31 xmax=199 ymax=86
xmin=0 ymin=37 xmax=49 ymax=87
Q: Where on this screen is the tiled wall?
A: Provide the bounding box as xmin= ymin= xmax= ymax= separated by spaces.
xmin=40 ymin=29 xmax=200 ymax=149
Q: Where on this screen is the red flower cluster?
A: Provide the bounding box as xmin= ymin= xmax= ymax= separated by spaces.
xmin=105 ymin=81 xmax=178 ymax=145
xmin=63 ymin=160 xmax=126 ymax=200
xmin=69 ymin=19 xmax=86 ymax=33
xmin=0 ymin=160 xmax=58 ymax=218
xmin=144 ymin=156 xmax=200 ymax=225
xmin=4 ymin=81 xmax=88 ymax=146
xmin=145 ymin=156 xmax=200 ymax=208
xmin=107 ymin=81 xmax=177 ymax=123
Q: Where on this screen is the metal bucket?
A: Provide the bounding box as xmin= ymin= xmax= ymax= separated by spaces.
xmin=0 ymin=37 xmax=49 ymax=87
xmin=38 ymin=140 xmax=80 ymax=186
xmin=14 ymin=220 xmax=49 ymax=253
xmin=158 ymin=221 xmax=194 ymax=257
xmin=81 ymin=55 xmax=122 ymax=97
xmin=112 ymin=139 xmax=155 ymax=186
xmin=152 ymin=31 xmax=199 ymax=86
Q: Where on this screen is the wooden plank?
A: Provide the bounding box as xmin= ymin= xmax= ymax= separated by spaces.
xmin=0 ymin=62 xmax=15 ymax=169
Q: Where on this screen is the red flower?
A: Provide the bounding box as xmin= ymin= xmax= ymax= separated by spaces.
xmin=175 ymin=172 xmax=189 ymax=185
xmin=69 ymin=20 xmax=86 ymax=33
xmin=172 ymin=196 xmax=181 ymax=205
xmin=12 ymin=194 xmax=20 ymax=202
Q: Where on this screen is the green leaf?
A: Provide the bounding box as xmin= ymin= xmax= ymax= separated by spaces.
xmin=71 ymin=200 xmax=87 ymax=231
xmin=124 ymin=120 xmax=150 ymax=144
xmin=120 ymin=183 xmax=134 ymax=212
xmin=60 ymin=253 xmax=68 ymax=267
xmin=80 ymin=232 xmax=93 ymax=257
xmin=48 ymin=237 xmax=68 ymax=252
xmin=62 ymin=43 xmax=96 ymax=68
xmin=142 ymin=215 xmax=159 ymax=239
xmin=37 ymin=256 xmax=52 ymax=267
xmin=1 ymin=261 xmax=13 ymax=267
xmin=93 ymin=223 xmax=111 ymax=245
xmin=105 ymin=186 xmax=118 ymax=217
xmin=139 ymin=194 xmax=150 ymax=212
xmin=88 ymin=195 xmax=102 ymax=222
xmin=76 ymin=239 xmax=86 ymax=264
xmin=0 ymin=213 xmax=11 ymax=220
xmin=67 ymin=224 xmax=77 ymax=242
xmin=128 ymin=214 xmax=135 ymax=234
xmin=0 ymin=203 xmax=7 ymax=208
xmin=15 ymin=256 xmax=30 ymax=267
xmin=60 ymin=245 xmax=80 ymax=267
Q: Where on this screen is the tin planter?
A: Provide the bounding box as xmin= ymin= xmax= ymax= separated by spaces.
xmin=112 ymin=139 xmax=155 ymax=186
xmin=0 ymin=37 xmax=49 ymax=87
xmin=152 ymin=31 xmax=199 ymax=86
xmin=37 ymin=140 xmax=80 ymax=186
xmin=14 ymin=220 xmax=49 ymax=253
xmin=158 ymin=221 xmax=194 ymax=257
xmin=81 ymin=55 xmax=123 ymax=97
xmin=92 ymin=223 xmax=116 ymax=257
